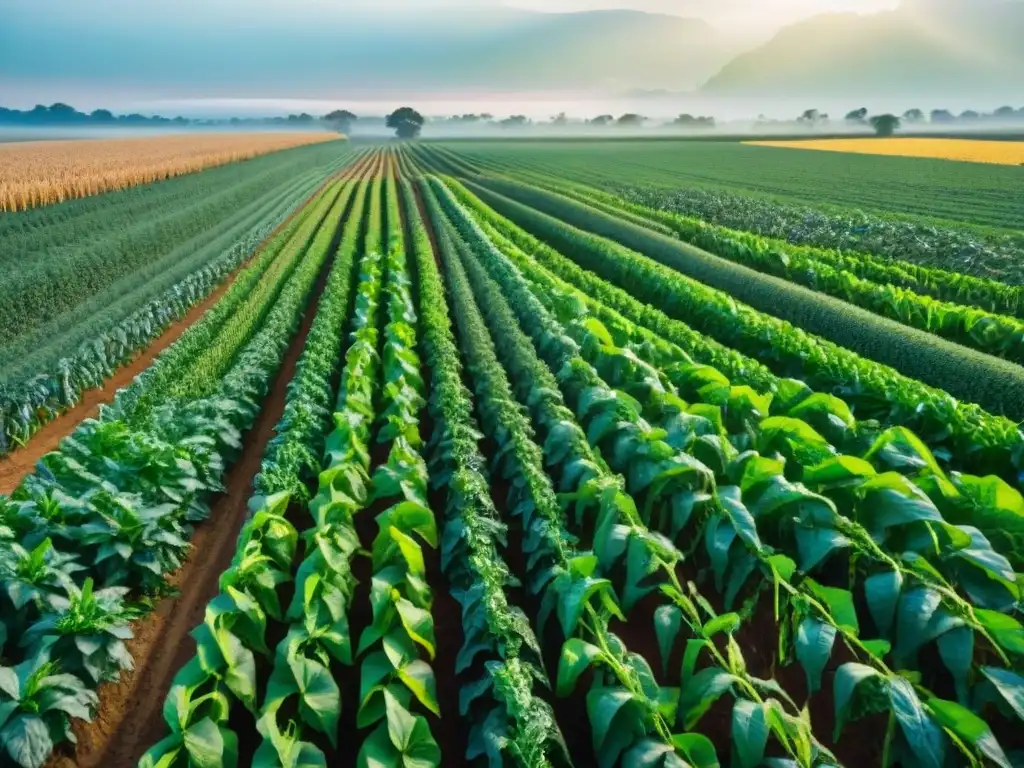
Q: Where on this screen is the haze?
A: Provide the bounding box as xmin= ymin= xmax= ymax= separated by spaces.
xmin=1 ymin=0 xmax=1020 ymax=121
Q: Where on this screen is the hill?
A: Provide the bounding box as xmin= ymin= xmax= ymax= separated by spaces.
xmin=0 ymin=3 xmax=741 ymax=96
xmin=701 ymin=0 xmax=1024 ymax=100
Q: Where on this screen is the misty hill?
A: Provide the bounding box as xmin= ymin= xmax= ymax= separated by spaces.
xmin=701 ymin=0 xmax=1024 ymax=101
xmin=0 ymin=3 xmax=741 ymax=96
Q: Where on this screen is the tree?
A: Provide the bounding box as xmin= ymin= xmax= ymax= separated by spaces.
xmin=870 ymin=114 xmax=900 ymax=137
xmin=500 ymin=115 xmax=529 ymax=128
xmin=589 ymin=114 xmax=614 ymax=126
xmin=930 ymin=109 xmax=955 ymax=124
xmin=90 ymin=109 xmax=115 ymax=123
xmin=617 ymin=113 xmax=645 ymax=127
xmin=550 ymin=112 xmax=569 ymax=126
xmin=798 ymin=109 xmax=825 ymax=127
xmin=386 ymin=107 xmax=425 ymax=139
xmin=844 ymin=107 xmax=868 ymax=124
xmin=324 ymin=109 xmax=357 ymax=133
xmin=902 ymin=108 xmax=924 ymax=123
xmin=959 ymin=109 xmax=980 ymax=121
xmin=994 ymin=105 xmax=1016 ymax=119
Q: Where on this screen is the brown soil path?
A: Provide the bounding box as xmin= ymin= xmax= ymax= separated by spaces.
xmin=0 ymin=154 xmax=370 ymax=496
xmin=48 ymin=195 xmax=347 ymax=768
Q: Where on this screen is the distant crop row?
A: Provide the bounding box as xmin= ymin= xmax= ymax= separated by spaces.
xmin=0 ymin=132 xmax=342 ymax=212
xmin=0 ymin=141 xmax=358 ymax=456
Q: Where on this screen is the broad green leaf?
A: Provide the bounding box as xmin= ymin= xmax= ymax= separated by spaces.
xmin=731 ymin=700 xmax=769 ymax=768
xmin=556 ymin=638 xmax=603 ymax=697
xmin=805 ymin=580 xmax=859 ymax=635
xmin=621 ymin=738 xmax=692 ymax=768
xmin=679 ymin=668 xmax=737 ymax=731
xmin=803 ymin=455 xmax=875 ymax=488
xmin=183 ymin=717 xmax=229 ymax=768
xmin=864 ymin=570 xmax=902 ymax=638
xmin=397 ymin=660 xmax=439 ymax=716
xmin=974 ymin=609 xmax=1024 ymax=655
xmin=384 ymin=688 xmax=441 ymax=768
xmin=936 ymin=627 xmax=973 ymax=705
xmin=833 ymin=663 xmax=882 ymax=740
xmin=587 ymin=688 xmax=646 ymax=768
xmin=888 ymin=677 xmax=945 ymax=768
xmin=795 ymin=618 xmax=836 ymax=695
xmin=980 ymin=666 xmax=1024 ymax=721
xmin=654 ymin=605 xmax=682 ymax=676
xmin=395 ymin=598 xmax=436 ymax=660
xmin=671 ymin=733 xmax=720 ymax=768
xmin=926 ymin=696 xmax=1012 ymax=768
xmin=2 ymin=715 xmax=53 ymax=768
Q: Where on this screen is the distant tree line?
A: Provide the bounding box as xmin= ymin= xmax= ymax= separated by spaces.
xmin=0 ymin=102 xmax=359 ymax=132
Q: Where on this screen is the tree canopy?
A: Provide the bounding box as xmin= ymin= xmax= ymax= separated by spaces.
xmin=870 ymin=113 xmax=900 ymax=137
xmin=386 ymin=107 xmax=425 ymax=139
xmin=324 ymin=109 xmax=357 ymax=133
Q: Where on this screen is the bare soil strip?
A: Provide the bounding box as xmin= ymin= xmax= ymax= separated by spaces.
xmin=45 ymin=201 xmax=347 ymax=768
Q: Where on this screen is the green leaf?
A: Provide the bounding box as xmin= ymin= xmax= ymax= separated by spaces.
xmin=183 ymin=717 xmax=230 ymax=768
xmin=980 ymin=667 xmax=1024 ymax=721
xmin=864 ymin=570 xmax=902 ymax=638
xmin=556 ymin=638 xmax=603 ymax=697
xmin=795 ymin=618 xmax=836 ymax=695
xmin=2 ymin=715 xmax=53 ymax=768
xmin=936 ymin=627 xmax=973 ymax=705
xmin=888 ymin=677 xmax=946 ymax=768
xmin=805 ymin=580 xmax=859 ymax=635
xmin=975 ymin=609 xmax=1024 ymax=655
xmin=833 ymin=663 xmax=882 ymax=740
xmin=587 ymin=688 xmax=646 ymax=768
xmin=679 ymin=668 xmax=737 ymax=731
xmin=671 ymin=733 xmax=720 ymax=768
xmin=384 ymin=688 xmax=441 ymax=768
xmin=653 ymin=605 xmax=683 ymax=677
xmin=395 ymin=598 xmax=436 ymax=660
xmin=926 ymin=696 xmax=1012 ymax=768
xmin=397 ymin=660 xmax=439 ymax=716
xmin=731 ymin=700 xmax=769 ymax=768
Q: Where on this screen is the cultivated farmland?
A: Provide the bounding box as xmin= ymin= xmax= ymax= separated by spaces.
xmin=0 ymin=141 xmax=1022 ymax=768
xmin=0 ymin=132 xmax=343 ymax=212
xmin=746 ymin=138 xmax=1024 ymax=166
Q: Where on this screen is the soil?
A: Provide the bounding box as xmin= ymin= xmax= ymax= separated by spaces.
xmin=46 ymin=197 xmax=341 ymax=768
xmin=0 ymin=160 xmax=355 ymax=497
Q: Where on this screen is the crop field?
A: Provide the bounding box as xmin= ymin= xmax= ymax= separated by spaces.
xmin=745 ymin=138 xmax=1024 ymax=167
xmin=0 ymin=140 xmax=1022 ymax=768
xmin=0 ymin=132 xmax=343 ymax=212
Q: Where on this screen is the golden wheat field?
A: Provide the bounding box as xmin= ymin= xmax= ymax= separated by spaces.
xmin=745 ymin=137 xmax=1024 ymax=166
xmin=0 ymin=132 xmax=342 ymax=212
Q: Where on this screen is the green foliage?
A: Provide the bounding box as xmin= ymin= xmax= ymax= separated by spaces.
xmin=0 ymin=143 xmax=356 ymax=454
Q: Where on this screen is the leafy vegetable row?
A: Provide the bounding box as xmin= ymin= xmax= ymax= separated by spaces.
xmin=432 ymin=175 xmax=1024 ymax=768
xmin=407 ymin=175 xmax=570 ymax=767
xmin=456 ymin=177 xmax=1024 ymax=487
xmin=434 ymin=188 xmax=712 ymax=766
xmin=419 ymin=142 xmax=1024 ymax=291
xmin=485 ymin=165 xmax=1024 ymax=367
xmin=439 ymin=176 xmax=1024 ymax=562
xmin=0 ymin=179 xmax=351 ymax=768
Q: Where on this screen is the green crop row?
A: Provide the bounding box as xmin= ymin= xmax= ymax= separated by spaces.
xmin=460 ymin=178 xmax=1024 ymax=481
xmin=481 ymin=164 xmax=1024 ymax=366
xmin=0 ymin=158 xmax=360 ymax=456
xmin=138 ymin=177 xmax=372 ymax=768
xmin=432 ymin=173 xmax=1024 ymax=768
xmin=0 ymin=177 xmax=350 ymax=768
xmin=407 ymin=175 xmax=570 ymax=766
xmin=440 ymin=176 xmax=1024 ymax=568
